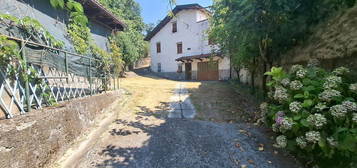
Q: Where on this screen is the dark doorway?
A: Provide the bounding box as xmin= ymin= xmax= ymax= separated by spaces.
xmin=185 ymin=63 xmax=192 ymax=80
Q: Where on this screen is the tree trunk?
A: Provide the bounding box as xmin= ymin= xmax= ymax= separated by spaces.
xmin=262 ymin=62 xmax=267 ymax=93
xmin=251 ymin=69 xmax=255 ymax=94
xmin=235 ymin=67 xmax=240 ymax=81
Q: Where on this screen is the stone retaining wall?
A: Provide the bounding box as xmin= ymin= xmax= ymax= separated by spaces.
xmin=0 ymin=91 xmax=122 ymax=168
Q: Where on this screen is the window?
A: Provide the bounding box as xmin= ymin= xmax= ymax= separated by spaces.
xmin=172 ymin=22 xmax=177 ymax=33
xmin=177 ymin=42 xmax=183 ymax=54
xmin=157 ymin=63 xmax=161 ymax=72
xmin=156 ymin=42 xmax=161 ymax=53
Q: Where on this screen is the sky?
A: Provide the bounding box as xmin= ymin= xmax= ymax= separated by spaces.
xmin=136 ymin=0 xmax=213 ymax=24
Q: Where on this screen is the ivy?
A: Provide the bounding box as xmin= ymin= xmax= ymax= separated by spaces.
xmin=49 ymin=0 xmax=124 ymax=81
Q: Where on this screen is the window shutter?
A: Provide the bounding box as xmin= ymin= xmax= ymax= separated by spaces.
xmin=156 ymin=42 xmax=161 ymax=53
xmin=172 ymin=22 xmax=177 ymax=33
xmin=177 ymin=42 xmax=182 ymax=54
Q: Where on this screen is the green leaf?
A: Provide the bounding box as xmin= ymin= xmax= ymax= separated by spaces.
xmin=50 ymin=0 xmax=64 ymax=9
xmin=302 ymin=99 xmax=313 ymax=107
xmin=302 ymin=79 xmax=311 ymax=85
xmin=293 ymin=115 xmax=301 ymax=121
xmin=304 ymin=91 xmax=310 ymax=98
xmin=303 ymin=86 xmax=315 ymax=92
xmin=300 ymin=119 xmax=309 ymax=127
xmin=318 ymin=138 xmax=326 ymax=148
xmin=266 ymin=81 xmax=274 ymax=87
xmin=294 ymin=94 xmax=304 ymax=99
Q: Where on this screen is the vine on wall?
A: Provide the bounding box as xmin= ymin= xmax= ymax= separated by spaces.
xmin=50 ymin=0 xmax=123 ymax=77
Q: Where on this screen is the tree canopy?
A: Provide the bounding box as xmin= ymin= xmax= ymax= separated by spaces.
xmin=209 ymin=0 xmax=356 ymax=89
xmin=99 ymin=0 xmax=147 ymax=68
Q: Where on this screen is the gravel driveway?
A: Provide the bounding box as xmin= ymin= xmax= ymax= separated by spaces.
xmin=56 ymin=74 xmax=301 ymax=168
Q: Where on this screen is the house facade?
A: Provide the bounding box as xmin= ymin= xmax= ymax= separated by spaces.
xmin=0 ymin=0 xmax=125 ymax=52
xmin=145 ymin=4 xmax=231 ymax=81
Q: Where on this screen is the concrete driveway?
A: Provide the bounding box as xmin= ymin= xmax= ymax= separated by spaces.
xmin=54 ymin=73 xmax=301 ymax=168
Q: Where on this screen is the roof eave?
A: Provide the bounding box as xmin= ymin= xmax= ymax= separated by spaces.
xmin=78 ymin=0 xmax=126 ymax=31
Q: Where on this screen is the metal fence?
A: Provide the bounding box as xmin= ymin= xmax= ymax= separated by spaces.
xmin=0 ymin=35 xmax=120 ymax=119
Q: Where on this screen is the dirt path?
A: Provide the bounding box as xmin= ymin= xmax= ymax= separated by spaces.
xmin=54 ymin=73 xmax=301 ymax=168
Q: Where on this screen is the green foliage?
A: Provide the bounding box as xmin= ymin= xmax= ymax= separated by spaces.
xmin=50 ymin=0 xmax=65 ymax=9
xmin=48 ymin=0 xmax=124 ymax=88
xmin=49 ymin=0 xmax=89 ymax=54
xmin=111 ymin=29 xmax=146 ymax=67
xmin=0 ymin=14 xmax=64 ymax=48
xmin=98 ymin=0 xmax=147 ymax=67
xmin=109 ymin=40 xmax=124 ymax=75
xmin=262 ymin=62 xmax=357 ymax=167
xmin=209 ymin=0 xmax=356 ymax=82
xmin=0 ymin=35 xmax=20 ymax=77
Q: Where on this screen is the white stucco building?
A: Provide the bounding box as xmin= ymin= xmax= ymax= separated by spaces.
xmin=145 ymin=4 xmax=231 ymax=80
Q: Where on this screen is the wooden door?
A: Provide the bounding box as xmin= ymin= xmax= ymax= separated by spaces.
xmin=197 ymin=61 xmax=219 ymax=80
xmin=185 ymin=63 xmax=192 ymax=80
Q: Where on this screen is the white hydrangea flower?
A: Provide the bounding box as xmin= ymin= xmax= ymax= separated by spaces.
xmin=314 ymin=103 xmax=328 ymax=112
xmin=305 ymin=131 xmax=320 ymax=143
xmin=280 ymin=117 xmax=293 ymax=131
xmin=307 ymin=59 xmax=320 ymax=68
xmin=350 ymin=83 xmax=357 ymax=94
xmin=260 ymin=102 xmax=268 ymax=113
xmin=332 ymin=67 xmax=350 ymax=76
xmin=327 ymin=137 xmax=338 ymax=147
xmin=352 ymin=113 xmax=357 ymax=124
xmin=289 ymin=101 xmax=302 ymax=113
xmin=260 ymin=102 xmax=268 ymax=118
xmin=330 ymin=104 xmax=348 ymax=118
xmin=290 ymin=80 xmax=303 ymax=90
xmin=273 ymin=86 xmax=289 ymax=103
xmin=267 ymin=91 xmax=274 ymax=99
xmin=342 ymin=101 xmax=357 ymax=112
xmin=274 ymin=135 xmax=287 ymax=148
xmin=319 ymin=89 xmax=341 ymax=102
xmin=296 ymin=69 xmax=307 ymax=78
xmin=290 ymin=65 xmax=304 ymax=73
xmin=307 ymin=113 xmax=327 ymax=129
xmin=323 ymin=76 xmax=342 ymax=89
xmin=281 ymin=78 xmax=290 ymax=87
xmin=272 ymin=123 xmax=279 ymax=132
xmin=296 ymin=136 xmax=307 ymax=148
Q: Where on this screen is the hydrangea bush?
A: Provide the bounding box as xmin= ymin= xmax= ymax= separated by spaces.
xmin=262 ymin=61 xmax=357 ymax=167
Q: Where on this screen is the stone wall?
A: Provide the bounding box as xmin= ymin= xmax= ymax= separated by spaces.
xmin=279 ymin=5 xmax=357 ymax=73
xmin=0 ymin=91 xmax=122 ymax=168
xmin=153 ymin=72 xmax=186 ymax=81
xmin=238 ymin=5 xmax=357 ymax=88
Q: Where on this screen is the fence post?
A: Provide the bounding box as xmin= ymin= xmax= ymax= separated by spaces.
xmin=89 ymin=58 xmax=92 ymax=96
xmin=118 ymin=77 xmax=120 ymax=90
xmin=64 ymin=52 xmax=69 ymax=84
xmin=113 ymin=74 xmax=116 ymax=90
xmin=21 ymin=41 xmax=31 ymax=112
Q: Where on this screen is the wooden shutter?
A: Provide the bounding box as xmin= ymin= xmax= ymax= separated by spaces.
xmin=177 ymin=42 xmax=182 ymax=54
xmin=172 ymin=22 xmax=177 ymax=33
xmin=156 ymin=42 xmax=161 ymax=53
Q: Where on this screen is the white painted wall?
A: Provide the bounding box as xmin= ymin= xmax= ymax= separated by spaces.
xmin=150 ymin=9 xmax=216 ymax=73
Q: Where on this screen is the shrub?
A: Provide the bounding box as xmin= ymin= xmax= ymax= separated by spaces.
xmin=263 ymin=61 xmax=357 ymax=167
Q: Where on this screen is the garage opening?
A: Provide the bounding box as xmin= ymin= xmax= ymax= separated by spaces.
xmin=197 ymin=61 xmax=219 ymax=80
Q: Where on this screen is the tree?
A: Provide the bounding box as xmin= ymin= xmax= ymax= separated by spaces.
xmin=209 ymin=0 xmax=355 ymax=92
xmin=99 ymin=0 xmax=147 ymax=69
